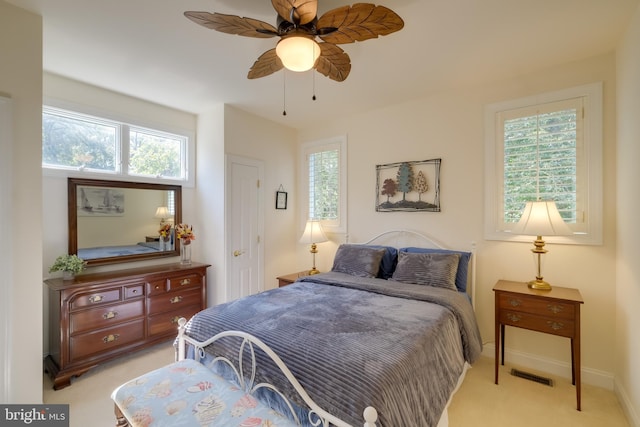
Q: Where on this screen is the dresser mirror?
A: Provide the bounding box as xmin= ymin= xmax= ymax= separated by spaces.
xmin=68 ymin=178 xmax=182 ymax=266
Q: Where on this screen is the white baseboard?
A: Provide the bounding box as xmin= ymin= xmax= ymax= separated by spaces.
xmin=482 ymin=343 xmax=614 ymax=390
xmin=614 ymin=377 xmax=640 ymax=427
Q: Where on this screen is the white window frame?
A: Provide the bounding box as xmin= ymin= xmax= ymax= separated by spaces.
xmin=42 ymin=98 xmax=195 ymax=187
xmin=484 ymin=82 xmax=603 ymax=245
xmin=299 ymin=135 xmax=348 ymax=234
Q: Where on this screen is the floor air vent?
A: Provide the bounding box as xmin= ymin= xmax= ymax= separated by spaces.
xmin=510 ymin=369 xmax=553 ymax=387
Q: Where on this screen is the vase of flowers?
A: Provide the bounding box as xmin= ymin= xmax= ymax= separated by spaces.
xmin=158 ymin=223 xmax=172 ymax=251
xmin=49 ymin=254 xmax=86 ymax=280
xmin=176 ymin=224 xmax=195 ymax=265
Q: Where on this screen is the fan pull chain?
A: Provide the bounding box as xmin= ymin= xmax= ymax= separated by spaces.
xmin=282 ymin=70 xmax=287 ymax=116
xmin=312 ymin=69 xmax=317 ymax=101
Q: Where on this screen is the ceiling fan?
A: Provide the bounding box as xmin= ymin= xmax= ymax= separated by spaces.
xmin=184 ymin=0 xmax=404 ymax=82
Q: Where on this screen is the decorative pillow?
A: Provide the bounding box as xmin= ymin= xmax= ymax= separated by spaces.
xmin=399 ymin=247 xmax=471 ymax=292
xmin=331 ymin=244 xmax=387 ymax=278
xmin=390 ymin=251 xmax=460 ymax=290
xmin=339 ymin=244 xmax=398 ymax=279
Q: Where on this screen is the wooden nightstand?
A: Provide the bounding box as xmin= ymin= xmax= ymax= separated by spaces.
xmin=276 ymin=271 xmax=315 ymax=287
xmin=493 ymin=279 xmax=584 ymax=410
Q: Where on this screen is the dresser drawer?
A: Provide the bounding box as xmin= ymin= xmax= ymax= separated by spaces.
xmin=69 ymin=300 xmax=144 ymax=334
xmin=69 ymin=319 xmax=145 ymax=362
xmin=498 ymin=294 xmax=575 ymax=320
xmin=168 ymin=273 xmax=202 ymax=291
xmin=70 ymin=288 xmax=121 ymax=310
xmin=147 ymin=304 xmax=201 ymax=337
xmin=125 ymin=284 xmax=144 ymax=299
xmin=147 ymin=279 xmax=167 ymax=296
xmin=500 ymin=311 xmax=576 ymax=338
xmin=147 ymin=288 xmax=202 ymax=315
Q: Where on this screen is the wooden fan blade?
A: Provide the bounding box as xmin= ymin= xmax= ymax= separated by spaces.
xmin=314 ymin=43 xmax=351 ymax=82
xmin=317 ymin=4 xmax=404 ymax=44
xmin=184 ymin=11 xmax=278 ymax=38
xmin=271 ymin=0 xmax=317 ymax=25
xmin=248 ymin=49 xmax=284 ymax=79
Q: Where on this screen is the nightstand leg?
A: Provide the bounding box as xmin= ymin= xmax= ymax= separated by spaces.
xmin=500 ymin=324 xmax=505 ymax=365
xmin=571 ymin=338 xmax=575 ymax=385
xmin=495 ymin=321 xmax=500 ymax=384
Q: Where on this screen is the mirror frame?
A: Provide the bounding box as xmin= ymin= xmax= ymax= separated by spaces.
xmin=68 ymin=178 xmax=182 ymax=266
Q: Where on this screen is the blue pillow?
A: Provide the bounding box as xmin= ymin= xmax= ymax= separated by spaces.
xmin=399 ymin=247 xmax=471 ymax=293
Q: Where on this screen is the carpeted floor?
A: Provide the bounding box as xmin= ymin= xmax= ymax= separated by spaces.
xmin=43 ymin=344 xmax=630 ymax=427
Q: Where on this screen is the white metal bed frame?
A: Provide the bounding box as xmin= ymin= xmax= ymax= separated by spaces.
xmin=176 ymin=318 xmax=379 ymax=427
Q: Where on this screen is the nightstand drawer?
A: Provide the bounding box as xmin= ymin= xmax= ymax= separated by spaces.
xmin=498 ymin=293 xmax=575 ymax=319
xmin=499 ymin=311 xmax=576 ymax=338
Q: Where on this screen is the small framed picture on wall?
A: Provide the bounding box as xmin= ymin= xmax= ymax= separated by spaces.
xmin=276 ymin=190 xmax=287 ymax=209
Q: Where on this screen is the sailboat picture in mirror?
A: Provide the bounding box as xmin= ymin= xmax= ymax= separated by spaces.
xmin=68 ymin=178 xmax=182 ymax=266
xmin=77 ymin=186 xmax=125 ymax=216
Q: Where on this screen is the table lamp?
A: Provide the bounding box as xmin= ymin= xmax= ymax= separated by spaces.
xmin=299 ymin=220 xmax=328 ymax=275
xmin=512 ymin=200 xmax=572 ymax=290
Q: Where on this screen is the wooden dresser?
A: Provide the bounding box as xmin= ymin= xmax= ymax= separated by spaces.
xmin=44 ymin=262 xmax=210 ymax=389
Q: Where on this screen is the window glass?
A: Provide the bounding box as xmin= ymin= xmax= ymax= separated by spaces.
xmin=301 ymin=136 xmax=347 ymax=233
xmin=43 ymin=109 xmax=118 ymax=173
xmin=129 ymin=128 xmax=183 ymax=179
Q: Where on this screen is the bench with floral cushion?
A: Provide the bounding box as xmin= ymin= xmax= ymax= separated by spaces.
xmin=111 ymin=358 xmax=298 ymax=427
xmin=111 ymin=319 xmax=379 ymax=427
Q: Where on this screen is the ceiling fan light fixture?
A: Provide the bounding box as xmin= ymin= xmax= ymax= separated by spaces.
xmin=276 ymin=36 xmax=320 ymax=72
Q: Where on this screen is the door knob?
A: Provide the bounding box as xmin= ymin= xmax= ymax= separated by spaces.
xmin=233 ymin=250 xmax=245 ymax=257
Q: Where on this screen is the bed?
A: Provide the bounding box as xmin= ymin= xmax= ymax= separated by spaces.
xmin=180 ymin=230 xmax=482 ymax=426
xmin=77 ymin=241 xmax=163 ymax=259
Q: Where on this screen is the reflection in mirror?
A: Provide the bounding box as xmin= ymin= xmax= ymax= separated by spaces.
xmin=68 ymin=178 xmax=182 ymax=266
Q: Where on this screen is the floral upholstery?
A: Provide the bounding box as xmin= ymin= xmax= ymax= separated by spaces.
xmin=111 ymin=358 xmax=298 ymax=427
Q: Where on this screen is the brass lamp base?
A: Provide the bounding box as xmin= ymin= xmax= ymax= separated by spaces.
xmin=527 ymin=279 xmax=552 ymax=291
xmin=308 ymin=268 xmax=320 ymax=275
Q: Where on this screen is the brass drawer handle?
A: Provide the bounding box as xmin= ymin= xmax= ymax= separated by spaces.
xmin=170 ymin=296 xmax=183 ymax=304
xmin=508 ymin=299 xmax=522 ymax=307
xmin=89 ymin=295 xmax=104 ymax=303
xmin=547 ymin=304 xmax=564 ymax=314
xmin=506 ymin=313 xmax=522 ymax=322
xmin=102 ymin=334 xmax=120 ymax=343
xmin=547 ymin=321 xmax=565 ymax=331
xmin=180 ymin=279 xmax=191 ymax=286
xmin=103 ymin=311 xmax=118 ymax=320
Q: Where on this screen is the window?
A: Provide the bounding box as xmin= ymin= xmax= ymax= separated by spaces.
xmin=484 ymin=83 xmax=602 ymax=245
xmin=300 ymin=136 xmax=347 ymax=233
xmin=42 ymin=106 xmax=192 ymax=185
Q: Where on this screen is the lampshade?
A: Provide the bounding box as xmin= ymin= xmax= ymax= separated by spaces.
xmin=155 ymin=206 xmax=170 ymax=219
xmin=512 ymin=201 xmax=572 ymax=237
xmin=299 ymin=220 xmax=328 ymax=244
xmin=276 ymin=36 xmax=321 ymax=72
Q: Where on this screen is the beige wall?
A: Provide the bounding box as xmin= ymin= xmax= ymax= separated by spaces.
xmin=0 ymin=1 xmax=43 ymax=403
xmin=616 ymin=4 xmax=640 ymax=426
xmin=298 ymin=53 xmax=619 ymax=390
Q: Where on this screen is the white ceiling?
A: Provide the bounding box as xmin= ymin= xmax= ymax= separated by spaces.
xmin=8 ymin=0 xmax=639 ymax=129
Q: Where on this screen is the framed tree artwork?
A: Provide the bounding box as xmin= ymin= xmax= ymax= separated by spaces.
xmin=375 ymin=158 xmax=441 ymax=212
